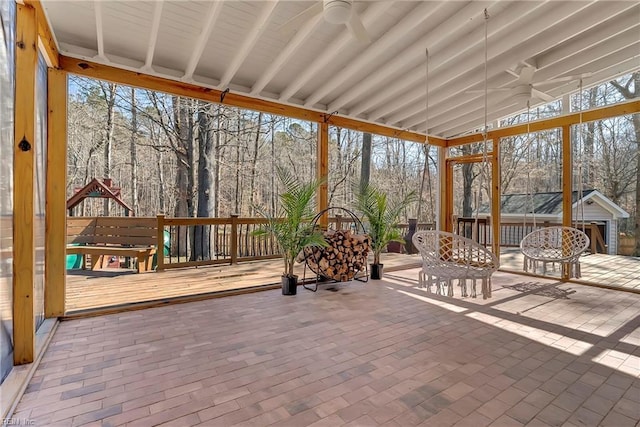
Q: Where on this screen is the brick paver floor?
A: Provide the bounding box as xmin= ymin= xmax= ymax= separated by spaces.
xmin=13 ymin=270 xmax=640 ymax=426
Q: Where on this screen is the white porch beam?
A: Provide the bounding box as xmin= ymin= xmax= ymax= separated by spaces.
xmin=219 ymin=1 xmax=279 ymax=89
xmin=250 ymin=13 xmax=323 ymax=96
xmin=416 ymin=28 xmax=640 ymax=132
xmin=544 ymin=46 xmax=640 ymax=100
xmin=436 ymin=48 xmax=640 ymax=138
xmin=142 ymin=0 xmax=164 ymax=72
xmin=303 ymin=1 xmax=453 ymax=108
xmin=348 ymin=1 xmax=542 ymax=118
xmin=278 ymin=1 xmax=393 ymax=103
xmin=183 ymin=1 xmax=224 ymax=81
xmin=94 ymin=1 xmax=107 ymax=61
xmin=429 ymin=41 xmax=640 ymax=136
xmin=535 ymin=30 xmax=640 ymax=84
xmin=434 ymin=101 xmax=518 ymax=138
xmin=329 ymin=1 xmax=494 ymax=114
xmin=381 ymin=1 xmax=630 ymax=133
xmin=536 ymin=6 xmax=640 ymax=71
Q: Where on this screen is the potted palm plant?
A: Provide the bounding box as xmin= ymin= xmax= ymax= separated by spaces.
xmin=357 ymin=185 xmax=416 ymax=279
xmin=253 ymin=168 xmax=328 ymax=295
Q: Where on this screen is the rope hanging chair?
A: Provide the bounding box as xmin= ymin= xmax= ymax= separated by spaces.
xmin=519 ymin=83 xmax=590 ymax=278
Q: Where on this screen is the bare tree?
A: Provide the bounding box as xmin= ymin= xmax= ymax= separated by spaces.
xmin=610 ymin=72 xmax=640 ymax=255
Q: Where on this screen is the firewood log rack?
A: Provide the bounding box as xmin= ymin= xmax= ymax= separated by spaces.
xmin=303 ymin=207 xmax=370 ymax=292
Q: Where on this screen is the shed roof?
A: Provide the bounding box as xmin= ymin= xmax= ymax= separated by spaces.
xmin=487 ymin=189 xmax=629 ymax=219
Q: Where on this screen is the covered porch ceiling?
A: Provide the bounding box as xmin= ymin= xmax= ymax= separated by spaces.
xmin=42 ymin=1 xmax=640 ymax=139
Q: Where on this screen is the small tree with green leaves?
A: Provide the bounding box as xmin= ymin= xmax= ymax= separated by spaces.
xmin=357 ymin=184 xmax=416 ymax=265
xmin=253 ymin=168 xmax=328 ymax=277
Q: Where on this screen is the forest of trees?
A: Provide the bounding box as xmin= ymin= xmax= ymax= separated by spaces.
xmin=67 ymin=72 xmax=638 ymax=253
xmin=67 ymin=75 xmax=437 ymax=224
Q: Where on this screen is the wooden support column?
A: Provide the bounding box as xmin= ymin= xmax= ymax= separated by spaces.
xmin=317 ymin=122 xmax=329 ymax=226
xmin=45 ymin=68 xmax=67 ymax=318
xmin=438 ymin=146 xmax=449 ymax=231
xmin=561 ymin=124 xmax=572 ymax=280
xmin=491 ymin=147 xmax=501 ymax=257
xmin=13 ymin=3 xmax=37 ymax=364
xmin=562 ymin=125 xmax=572 ymax=228
xmin=156 ymin=214 xmax=165 ymax=271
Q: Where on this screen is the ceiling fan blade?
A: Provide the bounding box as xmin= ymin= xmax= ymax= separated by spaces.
xmin=531 ymin=88 xmax=556 ymax=103
xmin=346 ymin=12 xmax=370 ymax=43
xmin=279 ymin=2 xmax=323 ymax=35
xmin=466 ymin=88 xmax=510 ymax=94
xmin=516 ymin=66 xmax=536 ymax=85
xmin=533 ymin=72 xmax=594 ymax=86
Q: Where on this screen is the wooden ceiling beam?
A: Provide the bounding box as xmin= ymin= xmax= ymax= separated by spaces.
xmin=58 ymin=55 xmax=442 ymax=145
xmin=446 ymin=99 xmax=640 ymax=147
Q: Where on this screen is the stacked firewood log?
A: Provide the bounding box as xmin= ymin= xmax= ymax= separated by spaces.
xmin=300 ymin=229 xmax=370 ymax=281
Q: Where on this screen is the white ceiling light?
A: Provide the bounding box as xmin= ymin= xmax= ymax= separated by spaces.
xmin=323 ymin=0 xmax=352 ymax=25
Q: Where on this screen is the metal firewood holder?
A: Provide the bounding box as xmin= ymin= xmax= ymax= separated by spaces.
xmin=302 ymin=207 xmax=369 ymax=292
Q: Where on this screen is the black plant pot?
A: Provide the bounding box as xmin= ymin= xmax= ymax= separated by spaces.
xmin=370 ymin=263 xmax=384 ymax=280
xmin=282 ymin=275 xmax=298 ymax=295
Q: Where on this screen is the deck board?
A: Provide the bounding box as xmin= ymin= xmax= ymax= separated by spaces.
xmin=65 ymin=253 xmax=422 ymax=313
xmin=65 ymin=249 xmax=639 ymax=314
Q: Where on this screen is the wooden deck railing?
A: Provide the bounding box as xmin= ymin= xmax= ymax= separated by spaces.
xmin=454 ymin=217 xmax=607 ymax=254
xmin=66 ymin=215 xmax=610 ymax=273
xmin=156 ymin=214 xmax=385 ymax=271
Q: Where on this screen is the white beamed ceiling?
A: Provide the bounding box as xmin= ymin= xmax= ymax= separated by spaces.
xmin=43 ymin=0 xmax=640 ymax=138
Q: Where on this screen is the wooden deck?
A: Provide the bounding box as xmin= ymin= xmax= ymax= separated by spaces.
xmin=65 ymin=253 xmax=422 ymax=314
xmin=499 ymin=248 xmax=640 ymax=292
xmin=65 ymin=249 xmax=639 ymax=315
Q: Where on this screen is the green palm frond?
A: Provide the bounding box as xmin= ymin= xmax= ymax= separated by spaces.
xmin=253 ymin=167 xmax=327 ymax=277
xmin=356 ymin=183 xmax=416 ymax=264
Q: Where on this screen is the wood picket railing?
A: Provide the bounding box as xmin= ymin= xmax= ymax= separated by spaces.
xmin=155 ymin=214 xmax=436 ymax=271
xmin=454 ymin=217 xmax=608 ymax=254
xmin=67 ymin=215 xmax=611 ymax=273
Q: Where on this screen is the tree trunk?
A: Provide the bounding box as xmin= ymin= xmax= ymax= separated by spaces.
xmin=360 ymin=132 xmax=372 ymax=191
xmin=157 ymin=150 xmax=165 ymax=213
xmin=194 ymin=103 xmax=215 ymax=260
xmin=610 ymin=72 xmax=640 ymax=256
xmin=249 ymin=112 xmax=263 ymax=216
xmin=130 ymin=87 xmax=138 ymax=215
xmin=234 ymin=117 xmax=242 ymax=214
xmin=102 ymin=82 xmax=116 ymax=216
xmin=270 ymin=118 xmax=276 ymax=216
xmin=172 ymin=96 xmax=195 ymax=257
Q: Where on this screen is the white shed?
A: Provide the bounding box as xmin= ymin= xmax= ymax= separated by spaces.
xmin=494 ymin=189 xmax=629 ymax=255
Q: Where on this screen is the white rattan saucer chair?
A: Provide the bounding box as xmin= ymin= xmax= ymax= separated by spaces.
xmin=412 ymin=230 xmax=499 ymax=299
xmin=520 ymin=226 xmax=589 ymax=279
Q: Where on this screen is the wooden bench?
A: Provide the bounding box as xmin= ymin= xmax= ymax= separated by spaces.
xmin=67 ymin=217 xmax=158 ymax=273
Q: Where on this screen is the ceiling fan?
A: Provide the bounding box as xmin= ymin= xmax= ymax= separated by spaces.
xmin=280 ymin=0 xmax=370 ymax=43
xmin=469 ymin=64 xmax=592 ymax=105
